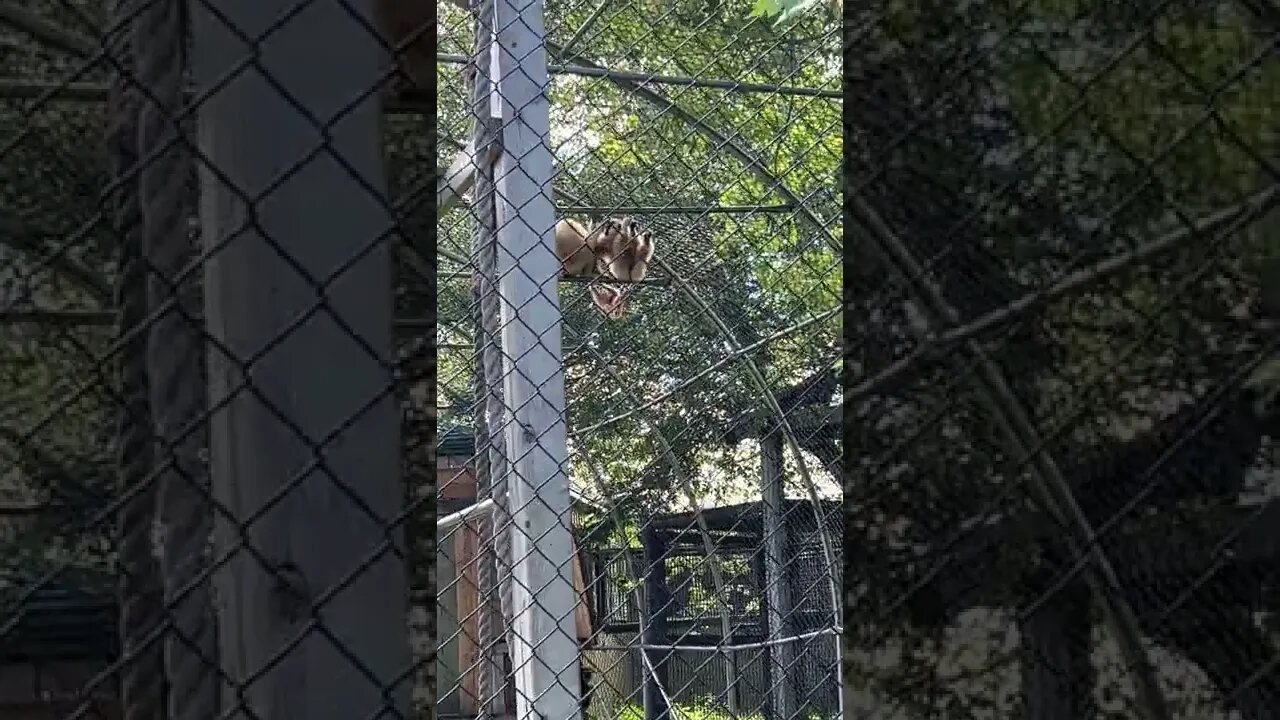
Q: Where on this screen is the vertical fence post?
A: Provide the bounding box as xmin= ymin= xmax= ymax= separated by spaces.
xmin=191 ymin=0 xmax=411 ymax=716
xmin=760 ymin=431 xmax=795 ymax=720
xmin=641 ymin=525 xmax=670 ymax=720
xmin=751 ymin=547 xmax=774 ymax=720
xmin=488 ymin=0 xmax=583 ymax=716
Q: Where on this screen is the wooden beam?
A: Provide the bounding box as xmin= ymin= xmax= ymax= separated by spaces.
xmin=455 ymin=520 xmax=483 ymax=716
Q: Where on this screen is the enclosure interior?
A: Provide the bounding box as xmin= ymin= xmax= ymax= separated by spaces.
xmin=431 ymin=0 xmax=843 ymax=718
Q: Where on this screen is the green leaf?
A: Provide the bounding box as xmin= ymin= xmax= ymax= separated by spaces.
xmin=750 ymin=0 xmax=782 ymax=18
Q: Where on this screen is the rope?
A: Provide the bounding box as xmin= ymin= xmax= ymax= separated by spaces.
xmin=469 ymin=1 xmax=516 ymax=713
xmin=107 ymin=5 xmax=164 ymax=719
xmin=477 ymin=221 xmax=516 ymax=717
xmin=471 ymin=278 xmax=503 ymax=718
xmin=470 ymin=7 xmax=500 ymax=718
xmin=132 ymin=1 xmax=218 ymax=718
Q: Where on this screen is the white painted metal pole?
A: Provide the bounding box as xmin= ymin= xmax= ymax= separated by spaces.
xmin=489 ymin=0 xmax=583 ymax=715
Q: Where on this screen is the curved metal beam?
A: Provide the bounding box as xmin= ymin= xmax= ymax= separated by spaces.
xmin=651 ymin=253 xmax=845 ymax=704
xmin=544 ymin=40 xmax=840 ymax=252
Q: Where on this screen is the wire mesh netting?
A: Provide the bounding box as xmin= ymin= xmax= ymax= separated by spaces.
xmin=7 ymin=1 xmax=1280 ymax=720
xmin=1 ymin=0 xmax=434 ymax=718
xmin=843 ymin=2 xmax=1280 ymax=720
xmin=436 ymin=0 xmax=842 ymax=719
xmin=1 ymin=0 xmax=842 ymax=719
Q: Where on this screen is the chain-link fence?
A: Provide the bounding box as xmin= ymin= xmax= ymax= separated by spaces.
xmin=844 ymin=2 xmax=1280 ymax=720
xmin=437 ymin=0 xmax=842 ymax=719
xmin=1 ymin=0 xmax=842 ymax=720
xmin=15 ymin=1 xmax=1280 ymax=720
xmin=1 ymin=0 xmax=433 ymax=718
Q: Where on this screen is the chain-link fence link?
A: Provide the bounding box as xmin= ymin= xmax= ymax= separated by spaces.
xmin=844 ymin=2 xmax=1280 ymax=720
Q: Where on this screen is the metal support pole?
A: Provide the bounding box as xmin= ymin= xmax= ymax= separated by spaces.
xmin=192 ymin=0 xmax=411 ymax=715
xmin=488 ymin=0 xmax=583 ymax=715
xmin=641 ymin=526 xmax=671 ymax=720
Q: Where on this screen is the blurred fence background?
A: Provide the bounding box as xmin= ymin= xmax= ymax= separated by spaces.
xmin=7 ymin=1 xmax=1280 ymax=720
xmin=843 ymin=2 xmax=1280 ymax=720
xmin=0 ymin=0 xmax=844 ymax=720
xmin=0 ymin=0 xmax=429 ymax=719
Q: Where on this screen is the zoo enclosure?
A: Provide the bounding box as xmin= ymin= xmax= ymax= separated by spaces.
xmin=435 ymin=0 xmax=843 ymax=719
xmin=586 ymin=500 xmax=843 ymax=719
xmin=0 ymin=1 xmax=843 ymax=720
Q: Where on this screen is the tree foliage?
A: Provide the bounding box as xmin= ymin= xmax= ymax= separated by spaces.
xmin=437 ymin=0 xmax=842 ymax=512
xmin=843 ymin=1 xmax=1280 ymax=717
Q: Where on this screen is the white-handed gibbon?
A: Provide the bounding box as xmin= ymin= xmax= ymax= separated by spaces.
xmin=600 ymin=217 xmax=655 ymax=284
xmin=554 ymin=217 xmax=652 ymax=319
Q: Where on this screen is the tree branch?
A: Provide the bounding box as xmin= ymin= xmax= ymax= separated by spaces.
xmin=847 ymin=184 xmax=1280 ymax=401
xmin=847 ymin=187 xmax=1174 ymax=720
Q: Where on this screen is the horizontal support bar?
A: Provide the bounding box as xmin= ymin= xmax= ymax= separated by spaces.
xmin=2 ymin=65 xmax=839 ymax=109
xmin=0 ymin=80 xmax=432 ymax=113
xmin=435 ymin=53 xmax=840 ymax=99
xmin=0 ymin=308 xmax=439 ymax=333
xmin=556 ymin=275 xmax=668 ymax=285
xmin=588 ymin=626 xmax=843 ymax=654
xmin=438 ymin=498 xmax=495 ymax=532
xmin=557 ymin=204 xmax=796 ymax=215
